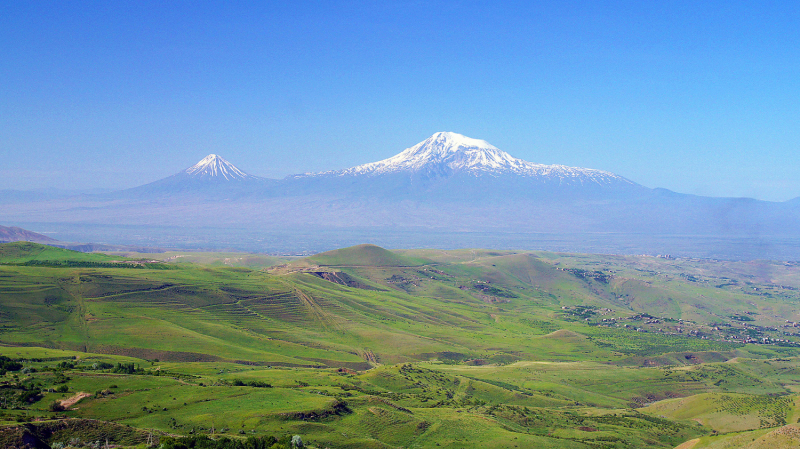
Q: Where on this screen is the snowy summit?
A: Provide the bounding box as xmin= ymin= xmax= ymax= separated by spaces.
xmin=320 ymin=132 xmax=633 ymax=186
xmin=185 ymin=154 xmax=252 ymax=181
xmin=349 ymin=132 xmax=517 ymax=174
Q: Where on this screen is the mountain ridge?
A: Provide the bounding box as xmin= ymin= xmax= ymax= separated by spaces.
xmin=0 ymin=225 xmax=57 ymax=244
xmin=298 ymin=132 xmax=636 ymax=188
xmin=2 ymin=132 xmax=800 ymax=258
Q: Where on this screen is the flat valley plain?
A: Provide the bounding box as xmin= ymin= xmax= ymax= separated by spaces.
xmin=2 ymin=242 xmax=800 ymax=448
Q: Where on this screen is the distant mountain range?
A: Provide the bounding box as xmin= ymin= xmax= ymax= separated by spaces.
xmin=2 ymin=132 xmax=800 ymax=257
xmin=120 ymin=131 xmax=639 ymax=198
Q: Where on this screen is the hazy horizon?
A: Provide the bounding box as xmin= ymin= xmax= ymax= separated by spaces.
xmin=3 ymin=131 xmax=799 ymax=203
xmin=2 ymin=2 xmax=799 ymax=201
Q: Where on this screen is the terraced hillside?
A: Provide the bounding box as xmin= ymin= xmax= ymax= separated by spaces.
xmin=2 ymin=242 xmax=800 ymax=448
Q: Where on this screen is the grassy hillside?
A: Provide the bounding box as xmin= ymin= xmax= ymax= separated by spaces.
xmin=0 ymin=241 xmax=120 ymax=263
xmin=3 ymin=346 xmax=799 ymax=449
xmin=108 ymin=249 xmax=293 ymax=269
xmin=2 ymin=243 xmax=800 ymax=448
xmin=307 ymin=244 xmax=429 ymax=267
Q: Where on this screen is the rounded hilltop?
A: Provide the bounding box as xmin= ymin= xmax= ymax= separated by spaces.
xmin=306 ymin=244 xmax=428 ymax=267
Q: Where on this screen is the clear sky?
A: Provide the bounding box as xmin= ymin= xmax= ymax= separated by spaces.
xmin=1 ymin=1 xmax=799 ymax=201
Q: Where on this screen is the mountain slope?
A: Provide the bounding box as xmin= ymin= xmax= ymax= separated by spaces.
xmin=0 ymin=225 xmax=57 ymax=244
xmin=0 ymin=241 xmax=116 ymax=263
xmin=114 ymin=154 xmax=272 ymax=199
xmin=306 ymin=244 xmax=428 ymax=267
xmin=2 ymin=133 xmax=800 ymax=258
xmin=4 ymin=243 xmax=790 ymax=366
xmin=6 ymin=247 xmax=799 ymax=448
xmin=268 ymin=133 xmax=800 ymax=239
xmin=278 ymin=132 xmax=645 ymax=208
xmin=300 ymin=131 xmax=636 ymax=188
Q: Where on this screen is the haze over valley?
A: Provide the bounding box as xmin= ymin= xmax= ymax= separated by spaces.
xmin=4 ymin=132 xmax=800 ymax=259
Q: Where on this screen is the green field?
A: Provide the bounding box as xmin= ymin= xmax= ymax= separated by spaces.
xmin=1 ymin=242 xmax=800 ymax=448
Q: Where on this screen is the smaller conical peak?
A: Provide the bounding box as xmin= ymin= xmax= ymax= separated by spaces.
xmin=185 ymin=154 xmax=250 ymax=180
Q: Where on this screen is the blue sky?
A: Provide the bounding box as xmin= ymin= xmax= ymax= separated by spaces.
xmin=1 ymin=1 xmax=799 ymax=200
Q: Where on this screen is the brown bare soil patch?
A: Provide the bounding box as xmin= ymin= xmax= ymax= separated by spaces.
xmin=59 ymin=392 xmax=92 ymax=409
xmin=673 ymin=438 xmax=699 ymax=449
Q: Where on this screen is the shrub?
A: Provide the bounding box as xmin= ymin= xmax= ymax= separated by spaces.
xmin=0 ymin=356 xmax=23 ymax=372
xmin=49 ymin=400 xmax=66 ymax=412
xmin=160 ymin=434 xmax=285 ymax=449
xmin=291 ymin=435 xmax=304 ymax=448
xmin=17 ymin=388 xmax=42 ymax=404
xmin=229 ymin=379 xmax=272 ymax=388
xmin=112 ymin=362 xmax=142 ymax=374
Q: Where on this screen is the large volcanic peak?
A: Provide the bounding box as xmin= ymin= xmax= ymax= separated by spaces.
xmin=314 ymin=132 xmax=635 ymax=187
xmin=367 ymin=132 xmax=525 ymax=173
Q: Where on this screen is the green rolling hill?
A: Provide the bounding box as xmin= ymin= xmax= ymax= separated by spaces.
xmin=1 ymin=242 xmax=800 ymax=448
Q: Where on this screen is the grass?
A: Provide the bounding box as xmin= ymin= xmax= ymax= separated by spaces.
xmin=643 ymin=392 xmax=795 ymax=433
xmin=687 ymin=424 xmax=800 ymax=449
xmin=109 ymin=250 xmax=294 ymax=269
xmin=0 ymin=242 xmax=121 ymax=264
xmin=3 ymin=348 xmax=800 ymax=447
xmin=306 ymin=244 xmax=430 ymax=267
xmin=2 ymin=242 xmax=800 ymax=447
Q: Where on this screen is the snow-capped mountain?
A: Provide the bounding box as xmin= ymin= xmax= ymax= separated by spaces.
xmin=4 ymin=132 xmax=800 ymax=259
xmin=184 ymin=154 xmax=255 ymax=181
xmin=112 ymin=153 xmax=269 ymax=199
xmin=310 ymin=132 xmax=634 ymax=187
